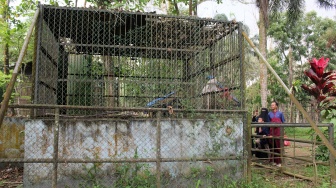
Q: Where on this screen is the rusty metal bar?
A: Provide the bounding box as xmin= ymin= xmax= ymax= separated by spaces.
xmin=252 ymin=155 xmax=329 ymax=166
xmin=0 ymin=8 xmax=40 ymax=128
xmin=31 ymin=8 xmax=40 ymax=119
xmin=282 ymin=170 xmax=320 ymax=183
xmin=187 ymin=54 xmax=241 ymax=79
xmin=35 ymin=5 xmax=235 ymax=23
xmin=329 ymin=124 xmax=336 ymax=185
xmin=7 ymin=103 xmax=247 ymax=113
xmin=253 ymin=149 xmax=329 ymax=165
xmin=246 ymin=113 xmax=252 ymax=182
xmin=252 ymin=146 xmax=322 ymax=159
xmin=251 ymin=123 xmax=331 ymax=127
xmin=280 ymin=126 xmax=284 ymax=171
xmin=156 ymin=111 xmax=161 ymax=188
xmin=63 ymin=43 xmax=200 ymax=53
xmin=52 ymin=108 xmax=60 ymax=188
xmin=243 ymin=31 xmax=336 ymax=159
xmin=252 ymin=136 xmax=324 ymax=145
xmin=254 ymin=163 xmax=316 ymax=182
xmin=240 ymin=23 xmax=246 ymax=110
xmin=252 ymin=134 xmax=324 ymax=144
xmin=0 ymin=156 xmax=241 ymax=163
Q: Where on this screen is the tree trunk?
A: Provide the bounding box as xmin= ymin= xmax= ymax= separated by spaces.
xmin=259 ymin=7 xmax=267 ymax=108
xmin=3 ymin=0 xmax=10 ymax=75
xmin=194 ymin=0 xmax=197 ymax=15
xmin=189 ymin=0 xmax=192 ymax=15
xmin=288 ymin=46 xmax=293 ymax=123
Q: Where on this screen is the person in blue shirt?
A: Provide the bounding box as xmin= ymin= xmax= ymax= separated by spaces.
xmin=268 ymin=101 xmax=285 ymax=167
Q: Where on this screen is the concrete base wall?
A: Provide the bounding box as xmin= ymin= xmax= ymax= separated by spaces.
xmin=23 ymin=117 xmax=245 ymax=187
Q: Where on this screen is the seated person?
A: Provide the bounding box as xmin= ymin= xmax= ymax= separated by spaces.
xmin=255 ymin=117 xmax=270 ymax=159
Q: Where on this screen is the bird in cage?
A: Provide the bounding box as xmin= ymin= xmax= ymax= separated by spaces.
xmin=146 ymin=91 xmax=176 ymax=107
xmin=201 ymin=76 xmax=240 ymax=107
xmin=146 ymin=91 xmax=180 ymax=117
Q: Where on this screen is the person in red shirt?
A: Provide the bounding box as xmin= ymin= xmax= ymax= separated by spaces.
xmin=268 ymin=101 xmax=285 ymax=167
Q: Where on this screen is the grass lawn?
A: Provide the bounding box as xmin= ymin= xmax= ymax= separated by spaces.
xmin=285 ymin=127 xmax=329 ymax=140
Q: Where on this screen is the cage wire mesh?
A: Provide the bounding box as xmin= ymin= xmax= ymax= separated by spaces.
xmin=3 ymin=5 xmax=335 ymax=187
xmin=7 ymin=5 xmax=249 ymax=188
xmin=34 ymin=5 xmax=244 ymax=117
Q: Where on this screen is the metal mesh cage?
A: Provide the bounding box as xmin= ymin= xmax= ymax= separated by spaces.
xmin=34 ymin=5 xmax=244 ymax=117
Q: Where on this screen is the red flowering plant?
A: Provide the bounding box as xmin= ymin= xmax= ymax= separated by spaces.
xmin=301 ymin=57 xmax=336 ymax=110
xmin=301 ymin=57 xmax=336 ymax=161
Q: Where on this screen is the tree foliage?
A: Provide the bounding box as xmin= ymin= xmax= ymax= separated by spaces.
xmin=0 ymin=0 xmax=37 ymax=68
xmin=267 ymin=11 xmax=336 ymax=108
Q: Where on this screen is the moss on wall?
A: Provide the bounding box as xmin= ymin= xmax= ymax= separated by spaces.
xmin=0 ymin=117 xmax=26 ymax=158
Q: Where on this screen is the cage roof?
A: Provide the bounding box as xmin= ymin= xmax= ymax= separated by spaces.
xmin=40 ymin=5 xmax=240 ymax=59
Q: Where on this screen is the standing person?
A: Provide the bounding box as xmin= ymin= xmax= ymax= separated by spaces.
xmin=268 ymin=101 xmax=285 ymax=167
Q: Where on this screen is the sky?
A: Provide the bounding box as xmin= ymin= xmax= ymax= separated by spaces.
xmin=26 ymin=0 xmax=336 ymax=37
xmin=196 ymin=0 xmax=336 ymax=36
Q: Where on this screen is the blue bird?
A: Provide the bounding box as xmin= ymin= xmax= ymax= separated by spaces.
xmin=146 ymin=91 xmax=176 ymax=107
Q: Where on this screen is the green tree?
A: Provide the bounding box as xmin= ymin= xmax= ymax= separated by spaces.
xmin=0 ymin=0 xmax=36 ymax=69
xmin=0 ymin=0 xmax=10 ymax=74
xmin=267 ymin=11 xmax=336 ymax=122
xmin=0 ymin=0 xmax=40 ymax=108
xmin=86 ymin=0 xmax=150 ymax=10
xmin=268 ymin=11 xmax=336 ymax=87
xmin=256 ymin=0 xmax=304 ymax=109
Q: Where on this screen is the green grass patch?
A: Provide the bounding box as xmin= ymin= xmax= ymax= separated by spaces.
xmin=285 ymin=127 xmax=315 ymax=140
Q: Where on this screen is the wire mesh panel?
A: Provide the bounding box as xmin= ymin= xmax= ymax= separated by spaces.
xmin=20 ymin=111 xmax=246 ymax=187
xmin=34 ymin=5 xmax=244 ymax=117
xmin=24 ymin=120 xmax=54 ymax=187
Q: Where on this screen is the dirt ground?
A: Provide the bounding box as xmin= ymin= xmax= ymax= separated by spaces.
xmin=284 ymin=142 xmax=313 ymax=162
xmin=252 ymin=140 xmax=329 ymax=187
xmin=0 ymin=165 xmax=23 ymax=188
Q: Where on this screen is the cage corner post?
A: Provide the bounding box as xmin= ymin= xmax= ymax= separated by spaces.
xmin=31 ymin=5 xmax=43 ymax=118
xmin=156 ymin=111 xmax=162 ymax=188
xmin=52 ymin=107 xmax=60 ymax=188
xmin=246 ymin=112 xmax=252 ymax=183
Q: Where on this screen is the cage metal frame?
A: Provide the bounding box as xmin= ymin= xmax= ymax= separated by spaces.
xmin=33 ymin=5 xmax=245 ymax=117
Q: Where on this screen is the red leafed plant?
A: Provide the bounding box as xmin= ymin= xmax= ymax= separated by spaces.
xmin=301 ymin=57 xmax=336 ymax=108
xmin=302 ymin=57 xmax=336 ymax=162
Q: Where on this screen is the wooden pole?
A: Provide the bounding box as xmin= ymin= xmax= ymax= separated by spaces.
xmin=242 ymin=31 xmax=336 ymax=158
xmin=0 ymin=9 xmax=39 ymax=127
